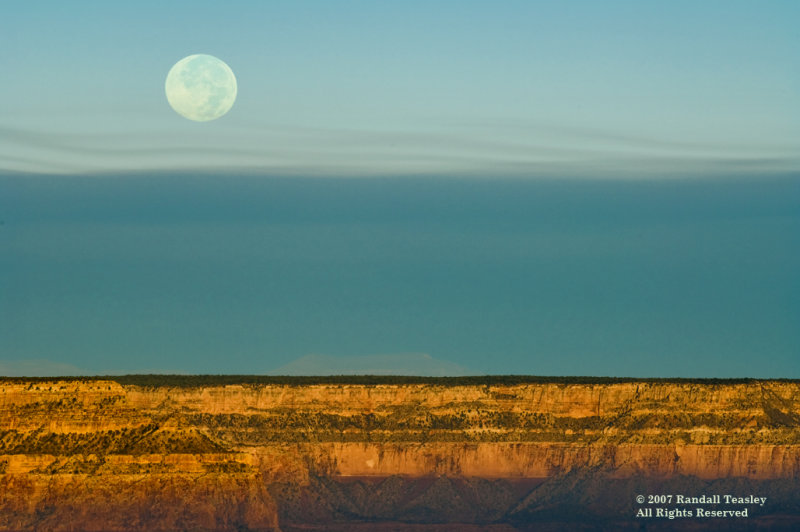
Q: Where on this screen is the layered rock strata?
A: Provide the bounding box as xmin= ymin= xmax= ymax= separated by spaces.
xmin=0 ymin=378 xmax=798 ymax=530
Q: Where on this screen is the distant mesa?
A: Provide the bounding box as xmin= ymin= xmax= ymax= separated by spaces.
xmin=268 ymin=353 xmax=473 ymax=377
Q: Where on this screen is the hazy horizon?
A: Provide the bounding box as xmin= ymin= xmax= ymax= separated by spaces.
xmin=2 ymin=173 xmax=797 ymax=378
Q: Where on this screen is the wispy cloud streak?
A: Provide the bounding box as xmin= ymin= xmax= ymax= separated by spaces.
xmin=1 ymin=121 xmax=797 ymax=177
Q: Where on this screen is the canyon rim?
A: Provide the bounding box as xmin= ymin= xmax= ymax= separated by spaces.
xmin=0 ymin=376 xmax=798 ymax=531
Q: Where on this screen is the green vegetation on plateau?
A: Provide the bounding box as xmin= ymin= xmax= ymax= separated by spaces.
xmin=2 ymin=374 xmax=795 ymax=388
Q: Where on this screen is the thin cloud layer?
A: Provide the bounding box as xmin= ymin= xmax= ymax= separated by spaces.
xmin=1 ymin=121 xmax=797 ymax=178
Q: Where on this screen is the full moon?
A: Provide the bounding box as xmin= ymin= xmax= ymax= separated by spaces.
xmin=165 ymin=54 xmax=237 ymax=122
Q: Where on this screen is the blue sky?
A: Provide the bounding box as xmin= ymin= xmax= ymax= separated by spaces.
xmin=1 ymin=175 xmax=798 ymax=377
xmin=1 ymin=1 xmax=798 ymax=176
xmin=1 ymin=2 xmax=798 ymax=377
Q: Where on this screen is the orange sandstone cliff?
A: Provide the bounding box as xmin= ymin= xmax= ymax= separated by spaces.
xmin=0 ymin=377 xmax=798 ymax=531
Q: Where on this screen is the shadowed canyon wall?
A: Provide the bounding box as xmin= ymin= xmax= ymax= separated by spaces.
xmin=0 ymin=378 xmax=798 ymax=530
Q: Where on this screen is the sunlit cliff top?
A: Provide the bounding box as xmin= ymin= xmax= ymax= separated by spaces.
xmin=1 ymin=374 xmax=798 ymax=388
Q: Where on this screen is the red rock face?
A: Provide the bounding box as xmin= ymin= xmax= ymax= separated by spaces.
xmin=0 ymin=473 xmax=279 ymax=532
xmin=0 ymin=378 xmax=798 ymax=530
